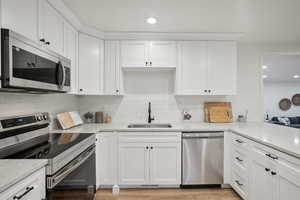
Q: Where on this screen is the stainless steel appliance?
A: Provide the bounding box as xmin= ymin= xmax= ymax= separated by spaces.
xmin=1 ymin=29 xmax=71 ymax=93
xmin=182 ymin=132 xmax=224 ymax=186
xmin=0 ymin=113 xmax=96 ymax=200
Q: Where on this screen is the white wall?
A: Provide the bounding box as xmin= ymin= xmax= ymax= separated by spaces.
xmin=264 ymin=82 xmax=300 ymax=118
xmin=0 ymin=93 xmax=78 ymax=128
xmin=78 ymin=42 xmax=300 ymax=124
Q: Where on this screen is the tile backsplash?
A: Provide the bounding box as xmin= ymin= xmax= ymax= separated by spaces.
xmin=0 ymin=93 xmax=79 ymax=128
xmin=78 ymin=94 xmax=235 ymax=124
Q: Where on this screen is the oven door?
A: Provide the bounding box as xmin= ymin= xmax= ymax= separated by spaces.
xmin=46 ymin=145 xmax=96 ymax=200
xmin=1 ymin=29 xmax=70 ymax=93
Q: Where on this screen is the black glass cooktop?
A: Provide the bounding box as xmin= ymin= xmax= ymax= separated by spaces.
xmin=0 ymin=133 xmax=94 ymax=159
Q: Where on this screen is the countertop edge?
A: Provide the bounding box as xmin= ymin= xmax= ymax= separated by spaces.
xmin=0 ymin=160 xmax=48 ymax=193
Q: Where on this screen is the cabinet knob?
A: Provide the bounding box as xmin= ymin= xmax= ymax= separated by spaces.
xmin=45 ymin=41 xmax=50 ymax=45
xmin=265 ymin=168 xmax=270 ymax=172
xmin=271 ymin=171 xmax=277 ymax=176
xmin=150 ymin=61 xmax=152 ymax=66
xmin=40 ymin=38 xmax=46 ymax=43
xmin=79 ymin=89 xmax=83 ymax=92
xmin=208 ymin=90 xmax=211 ymax=93
xmin=150 ymin=146 xmax=153 ymax=150
xmin=235 ymin=157 xmax=243 ymax=162
xmin=116 ymin=89 xmax=119 ymax=93
xmin=204 ymin=90 xmax=208 ymax=93
xmin=146 ymin=62 xmax=148 ymax=66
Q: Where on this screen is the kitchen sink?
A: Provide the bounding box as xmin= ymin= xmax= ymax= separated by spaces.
xmin=128 ymin=123 xmax=172 ymax=128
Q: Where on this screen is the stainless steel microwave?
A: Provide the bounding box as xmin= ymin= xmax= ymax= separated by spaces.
xmin=0 ymin=29 xmax=71 ymax=93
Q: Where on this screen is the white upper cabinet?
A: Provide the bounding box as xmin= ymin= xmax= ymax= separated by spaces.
xmin=78 ymin=33 xmax=103 ymax=95
xmin=39 ymin=0 xmax=64 ymax=55
xmin=176 ymin=41 xmax=237 ymax=95
xmin=207 ymin=41 xmax=237 ymax=95
xmin=1 ymin=0 xmax=39 ymax=42
xmin=177 ymin=41 xmax=208 ymax=95
xmin=104 ymin=41 xmax=122 ymax=95
xmin=121 ymin=41 xmax=176 ymax=68
xmin=64 ymin=23 xmax=78 ymax=94
xmin=121 ymin=41 xmax=148 ymax=67
xmin=148 ymin=41 xmax=177 ymax=68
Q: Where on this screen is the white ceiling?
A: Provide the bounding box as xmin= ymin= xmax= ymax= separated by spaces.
xmin=62 ymin=0 xmax=300 ymax=43
xmin=263 ymin=55 xmax=300 ymax=82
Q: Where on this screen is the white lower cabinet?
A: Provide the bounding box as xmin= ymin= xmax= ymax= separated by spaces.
xmin=119 ymin=143 xmax=150 ymax=185
xmin=150 ymin=143 xmax=181 ymax=185
xmin=96 ymin=133 xmax=118 ymax=187
xmin=230 ymin=132 xmax=300 ymax=200
xmin=118 ymin=133 xmax=181 ymax=186
xmin=97 ymin=132 xmax=181 ymax=187
xmin=0 ymin=168 xmax=45 ymax=200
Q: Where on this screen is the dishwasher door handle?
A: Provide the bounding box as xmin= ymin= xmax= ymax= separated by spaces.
xmin=182 ymin=136 xmax=224 ymax=139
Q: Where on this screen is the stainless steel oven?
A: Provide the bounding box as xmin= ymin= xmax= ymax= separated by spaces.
xmin=0 ymin=113 xmax=96 ymax=200
xmin=1 ymin=29 xmax=71 ymax=93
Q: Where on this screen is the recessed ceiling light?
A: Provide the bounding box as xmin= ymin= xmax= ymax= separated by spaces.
xmin=293 ymin=75 xmax=299 ymax=79
xmin=147 ymin=17 xmax=157 ymax=25
xmin=262 ymin=65 xmax=268 ymax=70
xmin=263 ymin=75 xmax=268 ymax=79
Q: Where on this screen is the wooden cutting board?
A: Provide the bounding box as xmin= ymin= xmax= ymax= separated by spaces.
xmin=57 ymin=111 xmax=83 ymax=129
xmin=204 ymin=102 xmax=233 ymax=123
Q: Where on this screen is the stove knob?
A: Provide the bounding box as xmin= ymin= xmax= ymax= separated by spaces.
xmin=43 ymin=115 xmax=48 ymax=120
xmin=38 ymin=116 xmax=43 ymax=121
xmin=37 ymin=152 xmax=43 ymax=158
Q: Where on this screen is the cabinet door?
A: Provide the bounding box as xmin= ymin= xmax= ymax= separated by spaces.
xmin=104 ymin=41 xmax=122 ymax=95
xmin=275 ymin=159 xmax=300 ymax=200
xmin=119 ymin=143 xmax=149 ymax=185
xmin=149 ymin=41 xmax=176 ymax=68
xmin=121 ymin=41 xmax=148 ymax=67
xmin=64 ymin=23 xmax=78 ymax=94
xmin=39 ymin=0 xmax=64 ymax=55
xmin=78 ymin=34 xmax=102 ymax=95
xmin=250 ymin=147 xmax=275 ymax=200
xmin=207 ymin=41 xmax=237 ymax=95
xmin=150 ymin=143 xmax=181 ymax=185
xmin=177 ymin=41 xmax=208 ymax=95
xmin=1 ymin=0 xmax=39 ymax=43
xmin=97 ymin=133 xmax=118 ymax=186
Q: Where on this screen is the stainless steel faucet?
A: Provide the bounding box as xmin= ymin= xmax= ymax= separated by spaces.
xmin=148 ymin=102 xmax=155 ymax=123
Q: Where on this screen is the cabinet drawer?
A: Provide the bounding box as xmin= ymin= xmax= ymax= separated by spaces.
xmin=0 ymin=168 xmax=45 ymax=200
xmin=231 ymin=133 xmax=249 ymax=150
xmin=119 ymin=132 xmax=181 ymax=143
xmin=231 ymin=170 xmax=247 ymax=199
xmin=232 ymin=149 xmax=248 ymax=173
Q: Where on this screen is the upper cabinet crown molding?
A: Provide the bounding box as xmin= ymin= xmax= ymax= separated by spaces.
xmin=101 ymin=31 xmax=244 ymax=41
xmin=44 ymin=0 xmax=82 ymax=30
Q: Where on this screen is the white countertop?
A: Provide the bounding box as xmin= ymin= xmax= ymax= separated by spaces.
xmin=0 ymin=159 xmax=48 ymax=193
xmin=51 ymin=122 xmax=300 ymax=159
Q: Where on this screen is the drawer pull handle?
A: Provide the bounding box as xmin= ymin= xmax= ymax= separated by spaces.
xmin=13 ymin=186 xmax=34 ymax=200
xmin=265 ymin=153 xmax=278 ymax=160
xmin=235 ymin=180 xmax=243 ymax=186
xmin=235 ymin=157 xmax=243 ymax=162
xmin=235 ymin=139 xmax=244 ymax=144
xmin=265 ymin=168 xmax=270 ymax=172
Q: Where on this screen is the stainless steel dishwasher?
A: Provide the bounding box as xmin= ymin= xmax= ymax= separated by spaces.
xmin=182 ymin=132 xmax=224 ymax=186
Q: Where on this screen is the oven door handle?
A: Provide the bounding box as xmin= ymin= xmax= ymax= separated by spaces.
xmin=47 ymin=145 xmax=95 ymax=189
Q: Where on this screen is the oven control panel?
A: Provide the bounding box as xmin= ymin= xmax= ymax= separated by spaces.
xmin=0 ymin=112 xmax=49 ymax=130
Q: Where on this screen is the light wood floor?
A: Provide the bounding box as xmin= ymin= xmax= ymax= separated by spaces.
xmin=96 ymin=188 xmax=241 ymax=200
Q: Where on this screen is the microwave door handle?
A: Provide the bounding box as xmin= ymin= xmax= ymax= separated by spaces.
xmin=56 ymin=62 xmax=64 ymax=88
xmin=62 ymin=65 xmax=66 ymax=88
